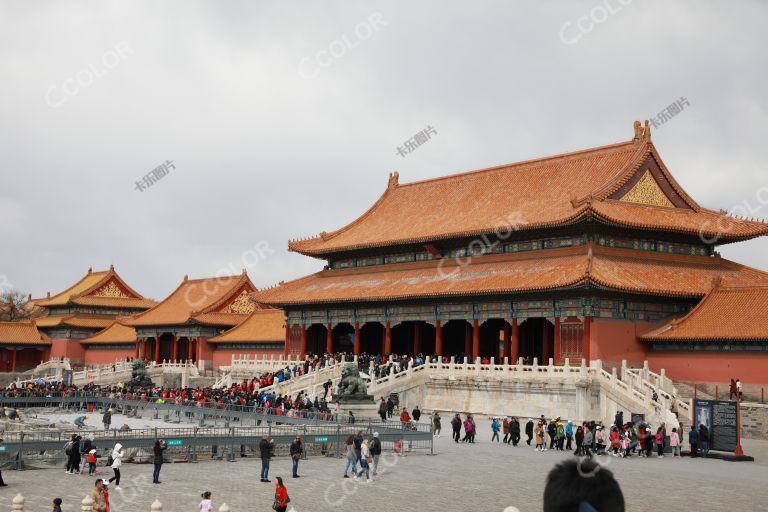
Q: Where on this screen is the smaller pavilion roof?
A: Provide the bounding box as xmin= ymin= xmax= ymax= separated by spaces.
xmin=81 ymin=322 xmax=138 ymax=345
xmin=35 ymin=266 xmax=156 ymax=310
xmin=34 ymin=314 xmax=115 ymax=330
xmin=209 ymin=309 xmax=286 ymax=344
xmin=0 ymin=321 xmax=51 ymax=346
xmin=126 ymin=272 xmax=260 ymax=327
xmin=641 ymin=284 xmax=768 ymax=342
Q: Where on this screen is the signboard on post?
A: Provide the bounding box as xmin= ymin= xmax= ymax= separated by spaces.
xmin=693 ymin=399 xmax=738 ymax=452
xmin=63 ymin=370 xmax=73 ymax=387
xmin=166 ymin=439 xmax=184 ymax=447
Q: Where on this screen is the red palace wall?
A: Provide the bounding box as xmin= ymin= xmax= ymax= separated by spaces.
xmin=590 ymin=318 xmax=662 ymax=367
xmin=84 ymin=347 xmax=135 ymax=366
xmin=212 ymin=347 xmax=285 ymax=369
xmin=49 ymin=339 xmax=87 ymax=364
xmin=647 ymin=351 xmax=768 ymax=386
xmin=0 ymin=348 xmax=46 ymax=372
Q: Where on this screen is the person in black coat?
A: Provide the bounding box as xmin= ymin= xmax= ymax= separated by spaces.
xmin=525 ymin=419 xmax=534 ymax=445
xmin=152 ymin=440 xmax=167 ymax=484
xmin=259 ymin=436 xmax=274 ymax=482
xmin=510 ymin=418 xmax=521 ymax=446
xmin=451 ymin=414 xmax=462 ymax=443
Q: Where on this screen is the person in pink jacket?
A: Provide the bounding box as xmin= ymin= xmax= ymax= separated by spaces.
xmin=670 ymin=427 xmax=681 ymax=457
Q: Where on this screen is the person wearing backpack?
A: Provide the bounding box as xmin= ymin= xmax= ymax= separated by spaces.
xmin=65 ymin=434 xmax=81 ymax=474
xmin=108 ymin=443 xmax=124 ymax=490
xmin=369 ymin=432 xmax=382 ymax=476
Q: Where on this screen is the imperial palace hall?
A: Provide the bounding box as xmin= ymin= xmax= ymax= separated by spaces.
xmin=256 ymin=121 xmax=768 ymax=384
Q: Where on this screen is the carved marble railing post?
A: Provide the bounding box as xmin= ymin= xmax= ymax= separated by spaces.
xmin=579 ymin=358 xmax=587 ymax=377
xmin=80 ymin=496 xmax=93 ymax=512
xmin=11 ymin=494 xmax=24 ymax=512
xmin=611 ymin=367 xmax=618 ymax=389
xmin=620 ymin=360 xmax=628 ymax=381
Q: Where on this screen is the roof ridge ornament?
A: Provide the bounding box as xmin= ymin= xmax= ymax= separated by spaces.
xmin=632 ymin=120 xmax=651 ymax=145
xmin=388 ymin=171 xmax=399 ymax=189
xmin=320 ymin=231 xmax=330 ymax=241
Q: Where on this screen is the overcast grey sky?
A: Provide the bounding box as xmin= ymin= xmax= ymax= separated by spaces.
xmin=1 ymin=0 xmax=767 ymax=301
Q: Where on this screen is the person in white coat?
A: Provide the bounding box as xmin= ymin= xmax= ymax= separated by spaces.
xmin=108 ymin=443 xmax=124 ymax=490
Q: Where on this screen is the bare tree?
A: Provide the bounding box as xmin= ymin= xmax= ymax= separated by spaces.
xmin=0 ymin=289 xmax=32 ymax=321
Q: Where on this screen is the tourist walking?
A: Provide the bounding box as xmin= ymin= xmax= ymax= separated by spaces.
xmin=87 ymin=449 xmax=98 ymax=476
xmin=370 ymin=432 xmax=382 ymax=475
xmin=355 ymin=439 xmax=372 ymax=482
xmin=412 ymin=405 xmax=421 ymax=422
xmin=655 ymin=427 xmax=665 ymax=458
xmin=102 ymin=408 xmax=112 ymax=430
xmin=290 ymin=436 xmax=303 ymax=478
xmin=52 ymin=498 xmax=63 ymax=512
xmin=198 ymin=491 xmax=213 ymax=512
xmin=273 ymin=477 xmax=290 ymax=512
xmin=670 ymin=428 xmax=681 ymax=457
xmin=535 ymin=421 xmax=544 ymax=451
xmin=0 ymin=438 xmax=6 ymax=486
xmin=152 ymin=439 xmax=166 ymax=483
xmin=89 ymin=480 xmax=106 ymax=512
xmin=525 ymin=418 xmax=534 ymax=445
xmin=108 ymin=443 xmax=123 ymax=489
xmin=451 ymin=414 xmax=462 ymax=443
xmin=259 ymin=435 xmax=274 ymax=482
xmin=491 ymin=417 xmax=501 ymax=443
xmin=378 ymin=398 xmax=387 ymax=422
xmin=689 ymin=427 xmax=699 ymax=457
xmin=729 ymin=378 xmax=738 ymax=400
xmin=583 ymin=425 xmax=594 ymax=457
xmin=502 ymin=417 xmax=510 ymax=443
xmin=432 ymin=412 xmax=441 ymax=437
xmin=64 ymin=434 xmax=81 ymax=474
xmin=342 ymin=435 xmax=357 ymax=477
xmin=736 ymin=379 xmax=743 ymax=399
xmin=462 ymin=415 xmax=475 ymax=443
xmin=510 ymin=417 xmax=521 ymax=446
xmin=565 ymin=420 xmax=573 ymax=450
xmin=699 ymin=424 xmax=710 ymax=457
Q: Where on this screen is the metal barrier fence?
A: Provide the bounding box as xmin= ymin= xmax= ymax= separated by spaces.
xmin=0 ymin=396 xmax=434 ymax=469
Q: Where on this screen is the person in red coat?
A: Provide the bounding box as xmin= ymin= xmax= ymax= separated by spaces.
xmin=273 ymin=477 xmax=290 ymax=512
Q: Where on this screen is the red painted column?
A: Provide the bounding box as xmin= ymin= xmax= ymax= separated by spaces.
xmin=413 ymin=322 xmax=422 ymax=356
xmin=510 ymin=319 xmax=519 ymax=363
xmin=299 ymin=324 xmax=307 ymax=359
xmin=10 ymin=349 xmax=17 ymax=373
xmin=384 ymin=321 xmax=392 ymax=356
xmin=135 ymin=340 xmax=140 ymax=359
xmin=154 ymin=337 xmax=161 ymax=362
xmin=472 ymin=319 xmax=480 ymax=360
xmin=464 ymin=323 xmax=472 ymax=357
xmin=171 ymin=334 xmax=178 ymax=362
xmin=503 ymin=322 xmax=511 ymax=361
xmin=583 ymin=316 xmax=592 ymax=363
xmin=553 ymin=317 xmax=561 ymax=365
xmin=435 ymin=320 xmax=443 ymax=357
xmin=542 ymin=321 xmax=550 ymax=363
xmin=284 ymin=324 xmax=290 ymax=358
xmin=353 ymin=322 xmax=361 ymax=356
xmin=326 ymin=323 xmax=333 ymax=354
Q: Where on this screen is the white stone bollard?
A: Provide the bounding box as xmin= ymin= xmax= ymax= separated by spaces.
xmin=151 ymin=499 xmax=163 ymax=511
xmin=81 ymin=495 xmax=94 ymax=512
xmin=219 ymin=504 xmax=231 ymax=512
xmin=11 ymin=494 xmax=24 ymax=512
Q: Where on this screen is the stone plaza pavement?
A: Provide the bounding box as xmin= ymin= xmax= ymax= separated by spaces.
xmin=1 ymin=419 xmax=768 ymax=511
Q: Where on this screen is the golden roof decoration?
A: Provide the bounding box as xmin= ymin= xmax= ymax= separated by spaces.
xmin=619 ymin=170 xmax=675 ymax=208
xmin=220 ymin=290 xmax=257 ymax=315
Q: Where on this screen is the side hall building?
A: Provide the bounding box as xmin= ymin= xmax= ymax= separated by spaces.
xmin=258 ymin=121 xmax=768 ymax=384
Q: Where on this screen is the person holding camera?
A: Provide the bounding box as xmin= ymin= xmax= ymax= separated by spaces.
xmin=152 ymin=439 xmax=167 ymax=484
